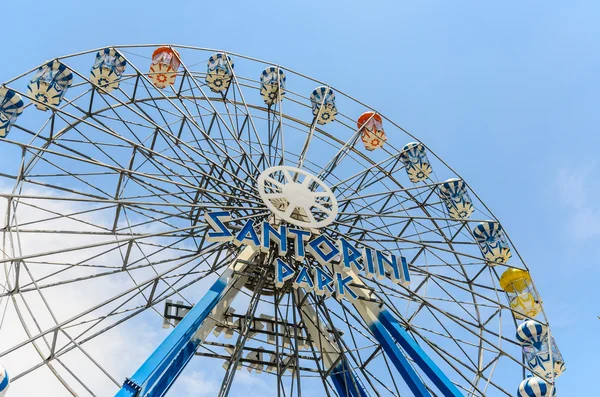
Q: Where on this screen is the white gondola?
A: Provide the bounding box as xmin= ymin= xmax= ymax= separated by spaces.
xmin=473 ymin=221 xmax=512 ymax=265
xmin=517 ymin=321 xmax=566 ymax=380
xmin=90 ymin=48 xmax=127 ymax=93
xmin=206 ymin=53 xmax=234 ymax=93
xmin=310 ymin=86 xmax=337 ymax=125
xmin=399 ymin=142 xmax=432 ymax=183
xmin=0 ymin=87 xmax=24 ymax=138
xmin=260 ymin=67 xmax=286 ymax=106
xmin=438 ymin=178 xmax=474 ymax=220
xmin=27 ymin=60 xmax=73 ymax=111
xmin=517 ymin=377 xmax=556 ymax=397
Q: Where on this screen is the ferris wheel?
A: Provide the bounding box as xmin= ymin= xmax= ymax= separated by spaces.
xmin=0 ymin=45 xmax=565 ymax=397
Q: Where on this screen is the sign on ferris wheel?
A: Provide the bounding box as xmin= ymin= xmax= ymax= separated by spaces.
xmin=0 ymin=44 xmax=565 ymax=397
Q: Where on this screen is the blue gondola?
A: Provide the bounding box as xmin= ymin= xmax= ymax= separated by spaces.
xmin=310 ymin=86 xmax=337 ymax=125
xmin=260 ymin=67 xmax=286 ymax=106
xmin=206 ymin=53 xmax=234 ymax=93
xmin=399 ymin=142 xmax=432 ymax=183
xmin=0 ymin=88 xmax=24 ymax=138
xmin=438 ymin=178 xmax=474 ymax=220
xmin=473 ymin=221 xmax=512 ymax=265
xmin=90 ymin=48 xmax=127 ymax=93
xmin=517 ymin=321 xmax=566 ymax=380
xmin=27 ymin=60 xmax=73 ymax=111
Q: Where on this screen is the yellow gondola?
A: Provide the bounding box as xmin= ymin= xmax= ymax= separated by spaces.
xmin=500 ymin=268 xmax=542 ymax=319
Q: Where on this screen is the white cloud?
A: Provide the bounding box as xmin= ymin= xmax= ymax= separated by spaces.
xmin=0 ymin=184 xmax=216 ymax=396
xmin=164 ymin=369 xmax=220 ymax=397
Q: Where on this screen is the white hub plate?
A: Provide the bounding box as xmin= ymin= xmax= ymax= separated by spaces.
xmin=257 ymin=166 xmax=338 ymax=229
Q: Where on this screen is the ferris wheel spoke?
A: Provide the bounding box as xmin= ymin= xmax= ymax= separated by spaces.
xmin=326 ymin=222 xmax=462 ymax=259
xmin=10 ymin=260 xmax=122 ymax=389
xmin=29 ymin=137 xmax=265 ymax=209
xmin=375 ymin=278 xmax=484 ymax=339
xmin=60 ymin=68 xmax=261 ymax=192
xmin=28 ymin=147 xmax=116 ymax=199
xmin=326 ymin=221 xmax=484 ymax=266
xmin=0 ymin=222 xmax=224 ymax=268
xmin=7 ymin=201 xmax=199 ymax=247
xmin=177 ymin=96 xmax=233 ymax=165
xmin=410 ymin=323 xmax=500 ymax=355
xmin=130 ymin=133 xmax=204 ymax=193
xmin=55 ymin=252 xmax=233 ymax=362
xmin=7 ymin=200 xmax=115 ymax=233
xmin=217 ymin=271 xmax=268 ymax=396
xmin=175 ymin=59 xmax=265 ymax=176
xmin=267 ymin=109 xmax=285 ymax=168
xmin=97 ymin=91 xmax=256 ymax=194
xmin=52 ymin=107 xmax=136 ymax=171
xmin=282 ymin=204 xmax=295 ymax=218
xmin=330 ymin=152 xmax=406 ymax=199
xmin=264 ymin=176 xmax=285 ymax=189
xmin=408 ymin=327 xmax=499 ymax=397
xmin=329 ymin=152 xmax=404 ymax=191
xmin=114 ymin=205 xmax=191 ymax=233
xmin=220 ymin=65 xmax=275 ymax=169
xmin=403 ymin=218 xmax=472 ymax=246
xmin=335 ymin=181 xmax=447 ymax=205
xmin=281 ymin=168 xmax=294 ymax=184
xmin=315 ymin=130 xmax=362 ymax=183
xmin=3 ymin=194 xmax=266 ymax=220
xmin=131 ymin=108 xmax=216 ymax=196
xmin=311 ymin=202 xmax=333 ymax=216
xmin=1 ymin=241 xmax=228 ymax=364
xmin=3 ymin=241 xmax=200 ymax=298
xmin=384 ymin=275 xmax=518 ymax=351
xmin=117 ymin=135 xmax=213 ymax=211
xmin=426 ymin=306 xmax=479 ymax=368
xmin=314 ymin=294 xmax=409 ymax=396
xmin=377 ymin=309 xmax=492 ymax=397
xmin=302 ymin=207 xmax=317 ymax=224
xmin=331 ymin=167 xmax=460 ymax=263
xmin=15 ymin=140 xmax=190 ymax=198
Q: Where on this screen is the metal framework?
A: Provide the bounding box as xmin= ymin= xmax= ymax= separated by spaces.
xmin=0 ymin=45 xmax=554 ymax=397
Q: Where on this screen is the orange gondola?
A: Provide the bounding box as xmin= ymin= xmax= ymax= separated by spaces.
xmin=357 ymin=111 xmax=386 ymax=150
xmin=148 ymin=47 xmax=181 ymax=89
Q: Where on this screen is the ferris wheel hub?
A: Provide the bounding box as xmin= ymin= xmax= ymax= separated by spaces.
xmin=282 ymin=183 xmax=313 ymax=207
xmin=257 ymin=166 xmax=338 ymax=229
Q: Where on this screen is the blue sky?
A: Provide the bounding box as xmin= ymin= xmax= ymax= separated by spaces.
xmin=1 ymin=0 xmax=598 ymax=395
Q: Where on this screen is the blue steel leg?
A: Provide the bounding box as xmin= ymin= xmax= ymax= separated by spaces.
xmin=369 ymin=319 xmax=432 ymax=397
xmin=379 ymin=310 xmax=463 ymax=397
xmin=330 ymin=360 xmax=369 ymax=397
xmin=348 ymin=279 xmax=462 ymax=396
xmin=116 ymin=272 xmax=232 ymax=397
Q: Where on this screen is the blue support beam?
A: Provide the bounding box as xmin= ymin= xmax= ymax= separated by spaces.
xmin=379 ymin=310 xmax=463 ymax=397
xmin=369 ymin=319 xmax=432 ymax=397
xmin=330 ymin=360 xmax=369 ymax=397
xmin=115 ymin=275 xmax=229 ymax=397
